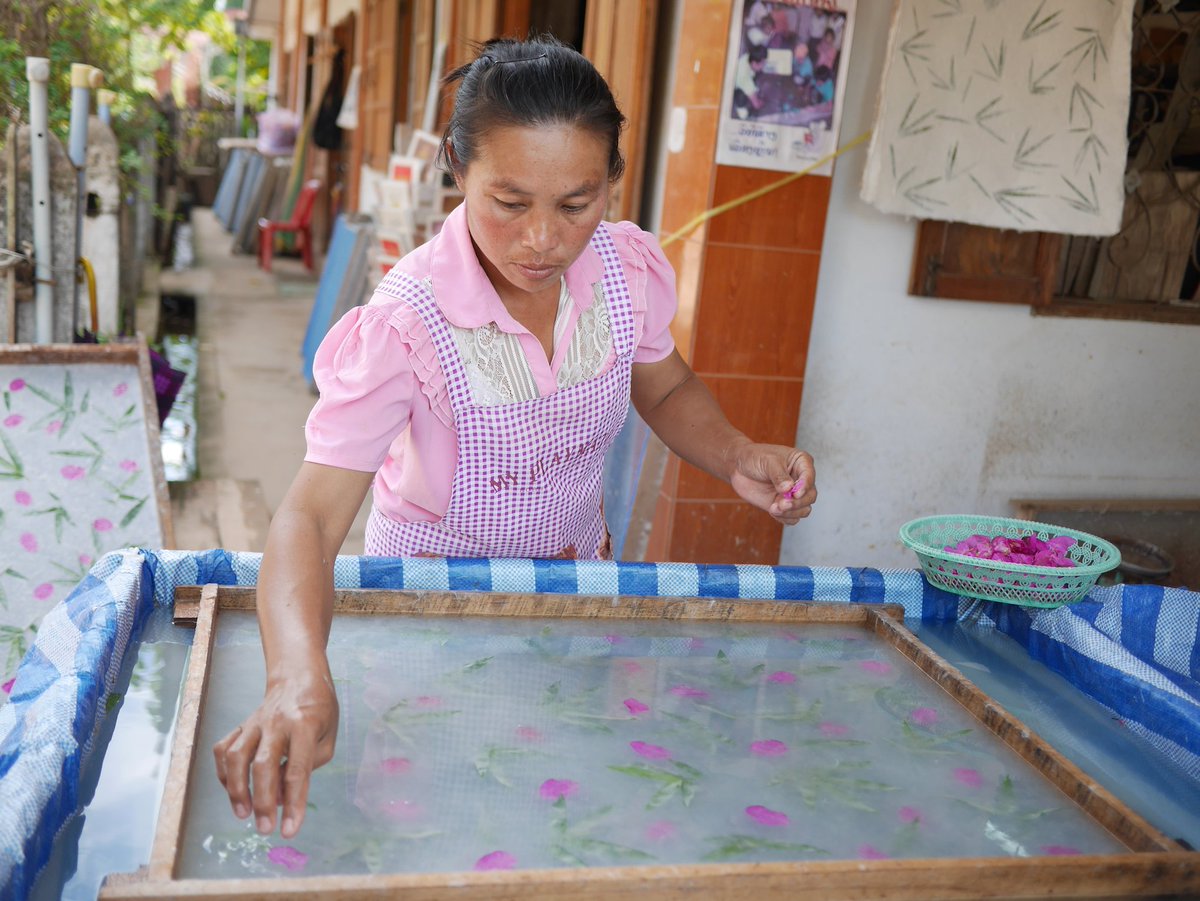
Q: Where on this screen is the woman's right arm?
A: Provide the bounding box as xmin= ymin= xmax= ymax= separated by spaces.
xmin=212 ymin=461 xmax=374 ymax=839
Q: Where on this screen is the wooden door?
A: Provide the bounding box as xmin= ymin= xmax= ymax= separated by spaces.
xmin=583 ymin=0 xmax=658 ymax=224
xmin=360 ymin=0 xmax=405 ymax=170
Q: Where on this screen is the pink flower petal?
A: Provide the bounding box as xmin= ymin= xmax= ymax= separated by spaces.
xmin=515 ymin=725 xmax=543 ymax=742
xmin=910 ymin=707 xmax=938 ymax=727
xmin=93 ymin=518 xmax=113 ymax=532
xmin=686 ymin=637 xmax=705 ymax=650
xmin=474 ymin=850 xmax=516 ymax=870
xmin=33 ymin=583 xmax=53 ymax=601
xmin=8 ymin=378 xmax=24 ymax=391
xmin=898 ymin=806 xmax=922 ymax=824
xmin=819 ymin=721 xmax=849 ymax=737
xmin=858 ymin=844 xmax=889 ymax=860
xmin=3 ymin=414 xmax=22 ymax=428
xmin=630 ymin=741 xmax=671 ymax=760
xmin=19 ymin=533 xmax=37 ymax=553
xmin=623 ymin=698 xmax=649 ymax=716
xmin=1041 ymin=845 xmax=1081 ymax=856
xmin=745 ymin=805 xmax=789 ymax=827
xmin=46 ymin=420 xmax=61 ymax=434
xmin=119 ymin=459 xmax=139 ymax=472
xmin=60 ymin=465 xmax=85 ymax=480
xmin=1 ymin=679 xmax=14 ymax=694
xmin=414 ymin=695 xmax=442 ymax=708
xmin=539 ymin=778 xmax=578 ymax=800
xmin=79 ymin=554 xmax=92 ymax=567
xmin=620 ymin=660 xmax=643 ymax=675
xmin=859 ymin=660 xmax=893 ymax=675
xmin=953 ymin=768 xmax=983 ymax=789
xmin=750 ymin=739 xmax=788 ymax=756
xmin=266 ymin=846 xmax=308 ymax=871
xmin=668 ymin=685 xmax=709 ymax=699
xmin=14 ymin=490 xmax=31 ymax=506
xmin=766 ymin=670 xmax=796 ymax=684
xmin=113 ymin=382 xmax=128 ymax=397
xmin=380 ymin=757 xmax=412 ymax=775
xmin=645 ymin=820 xmax=677 ymax=841
xmin=604 ymin=634 xmax=626 ymax=645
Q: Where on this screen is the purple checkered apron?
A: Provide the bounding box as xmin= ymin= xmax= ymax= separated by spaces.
xmin=365 ymin=222 xmax=636 ymax=559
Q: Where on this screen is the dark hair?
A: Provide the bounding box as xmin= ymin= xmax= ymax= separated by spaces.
xmin=749 ymin=45 xmax=769 ymax=64
xmin=437 ymin=36 xmax=626 ymax=183
xmin=814 ymin=65 xmax=833 ymax=82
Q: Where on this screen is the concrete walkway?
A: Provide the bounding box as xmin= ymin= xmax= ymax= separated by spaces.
xmin=151 ymin=207 xmax=369 ymax=554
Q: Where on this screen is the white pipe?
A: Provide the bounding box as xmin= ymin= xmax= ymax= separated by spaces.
xmin=98 ymin=89 xmax=114 ymax=126
xmin=4 ymin=123 xmax=17 ymax=343
xmin=26 ymin=57 xmax=53 ymax=344
xmin=69 ymin=63 xmax=94 ymax=337
xmin=234 ymin=35 xmax=246 ymax=137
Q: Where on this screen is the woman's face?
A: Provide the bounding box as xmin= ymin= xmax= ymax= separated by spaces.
xmin=455 ymin=123 xmax=610 ymax=305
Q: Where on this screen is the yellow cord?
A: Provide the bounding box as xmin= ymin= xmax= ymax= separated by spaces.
xmin=78 ymin=257 xmax=98 ymax=333
xmin=659 ymin=129 xmax=872 ymax=249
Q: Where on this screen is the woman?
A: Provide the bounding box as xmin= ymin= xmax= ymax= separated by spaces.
xmin=213 ymin=36 xmax=818 ymax=840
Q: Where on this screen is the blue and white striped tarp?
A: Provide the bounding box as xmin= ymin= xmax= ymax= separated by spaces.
xmin=0 ymin=549 xmax=1196 ymax=898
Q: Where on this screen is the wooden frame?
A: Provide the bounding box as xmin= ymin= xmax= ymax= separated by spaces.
xmin=100 ymin=585 xmax=1199 ymax=900
xmin=909 ymin=221 xmax=1062 ymax=308
xmin=0 ymin=339 xmax=174 ymax=549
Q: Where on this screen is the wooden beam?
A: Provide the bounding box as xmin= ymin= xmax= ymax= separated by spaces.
xmin=147 ymin=584 xmax=220 ymax=881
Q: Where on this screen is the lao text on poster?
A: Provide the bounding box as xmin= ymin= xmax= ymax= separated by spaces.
xmin=716 ymin=0 xmax=857 ymax=176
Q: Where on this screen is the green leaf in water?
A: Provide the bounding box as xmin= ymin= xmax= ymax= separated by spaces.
xmin=702 ymin=834 xmax=828 ymax=862
xmin=540 ymin=681 xmax=621 ymax=733
xmin=608 ymin=761 xmax=702 ymax=810
xmin=770 ymin=760 xmax=898 ymax=813
xmin=474 ymin=744 xmax=543 ymax=787
xmin=550 ymin=804 xmax=656 ymax=865
xmin=690 ymin=702 xmax=737 ymax=720
xmin=797 ymin=738 xmax=868 ymax=748
xmin=760 ymin=698 xmax=822 ymax=724
xmin=890 ymin=720 xmax=975 ymax=754
xmin=954 ymin=773 xmax=1061 ymax=823
xmin=660 ymin=710 xmax=734 ymax=752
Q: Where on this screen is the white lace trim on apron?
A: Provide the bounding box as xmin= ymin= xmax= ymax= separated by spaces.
xmin=448 ymin=279 xmax=613 ymax=406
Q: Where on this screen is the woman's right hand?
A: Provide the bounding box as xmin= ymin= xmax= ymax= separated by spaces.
xmin=212 ymin=664 xmax=339 ymax=839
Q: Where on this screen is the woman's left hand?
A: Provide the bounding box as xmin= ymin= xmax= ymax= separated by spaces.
xmin=729 ymin=443 xmax=817 ymax=525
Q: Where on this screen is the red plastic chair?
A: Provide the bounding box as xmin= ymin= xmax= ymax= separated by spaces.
xmin=258 ymin=179 xmax=321 ymax=272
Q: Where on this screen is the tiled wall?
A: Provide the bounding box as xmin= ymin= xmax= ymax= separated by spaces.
xmin=646 ymin=0 xmax=832 ymax=565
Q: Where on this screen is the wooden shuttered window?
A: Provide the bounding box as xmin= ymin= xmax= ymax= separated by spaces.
xmin=909 ymin=6 xmax=1200 ymax=326
xmin=909 ymin=222 xmax=1061 ymax=307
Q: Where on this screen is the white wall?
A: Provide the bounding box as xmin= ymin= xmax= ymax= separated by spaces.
xmin=781 ymin=1 xmax=1200 ymax=569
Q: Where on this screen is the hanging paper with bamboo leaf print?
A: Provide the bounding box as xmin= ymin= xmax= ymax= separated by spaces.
xmin=861 ymin=0 xmax=1136 ymax=236
xmin=0 ymin=343 xmax=173 ymax=700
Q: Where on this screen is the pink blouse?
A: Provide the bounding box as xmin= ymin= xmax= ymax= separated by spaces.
xmin=304 ymin=203 xmax=678 ymax=522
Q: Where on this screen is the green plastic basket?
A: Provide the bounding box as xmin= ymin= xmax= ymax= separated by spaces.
xmin=899 ymin=514 xmax=1122 ymax=608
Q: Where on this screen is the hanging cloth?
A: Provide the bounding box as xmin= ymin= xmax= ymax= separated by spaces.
xmin=313 ymin=48 xmax=347 ymax=150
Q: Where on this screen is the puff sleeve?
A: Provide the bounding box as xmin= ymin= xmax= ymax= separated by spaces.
xmin=304 ymin=305 xmax=419 ymax=472
xmin=610 ymin=221 xmax=679 ymax=364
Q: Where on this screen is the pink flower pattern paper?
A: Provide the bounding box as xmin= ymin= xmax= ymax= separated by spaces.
xmin=0 ymin=362 xmax=164 ymax=698
xmin=187 ymin=617 xmax=1127 ymax=880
